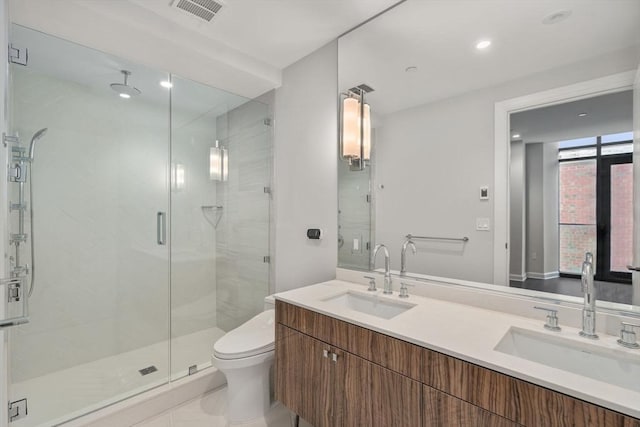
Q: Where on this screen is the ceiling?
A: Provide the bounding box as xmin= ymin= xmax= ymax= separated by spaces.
xmin=9 ymin=0 xmax=401 ymax=98
xmin=339 ymin=0 xmax=640 ymax=115
xmin=128 ymin=0 xmax=401 ymax=69
xmin=510 ymin=90 xmax=633 ymax=144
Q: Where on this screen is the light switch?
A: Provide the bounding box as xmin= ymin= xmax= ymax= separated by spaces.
xmin=476 ymin=218 xmax=490 ymax=231
xmin=353 ymin=238 xmax=360 ymax=251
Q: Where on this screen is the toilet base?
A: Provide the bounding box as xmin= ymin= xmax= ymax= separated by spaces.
xmin=212 ymin=350 xmax=275 ymax=424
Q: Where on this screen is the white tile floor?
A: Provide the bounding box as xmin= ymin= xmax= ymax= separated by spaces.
xmin=134 ymin=387 xmax=313 ymax=427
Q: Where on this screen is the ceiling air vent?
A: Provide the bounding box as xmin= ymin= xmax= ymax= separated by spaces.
xmin=172 ymin=0 xmax=223 ymax=22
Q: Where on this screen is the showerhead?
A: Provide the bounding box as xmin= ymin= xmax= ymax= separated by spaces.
xmin=28 ymin=128 xmax=48 ymax=161
xmin=110 ymin=70 xmax=141 ymax=99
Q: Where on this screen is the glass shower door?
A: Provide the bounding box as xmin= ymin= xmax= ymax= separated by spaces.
xmin=170 ymin=76 xmax=271 ymax=379
xmin=8 ymin=26 xmax=170 ymax=426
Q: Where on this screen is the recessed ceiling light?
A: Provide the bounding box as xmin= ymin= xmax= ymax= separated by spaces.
xmin=405 ymin=66 xmax=418 ymax=73
xmin=160 ymin=80 xmax=173 ymax=89
xmin=119 ymin=93 xmax=131 ymax=99
xmin=578 ymin=112 xmax=588 ymax=117
xmin=543 ymin=10 xmax=572 ymax=25
xmin=512 ymin=133 xmax=521 ymax=139
xmin=476 ymin=40 xmax=492 ymax=50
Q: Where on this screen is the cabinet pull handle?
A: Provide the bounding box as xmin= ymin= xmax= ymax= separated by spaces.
xmin=323 ymin=349 xmax=329 ymax=358
xmin=331 ymin=353 xmax=338 ymax=363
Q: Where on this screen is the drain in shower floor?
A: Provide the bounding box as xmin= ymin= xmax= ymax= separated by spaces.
xmin=138 ymin=365 xmax=158 ymax=376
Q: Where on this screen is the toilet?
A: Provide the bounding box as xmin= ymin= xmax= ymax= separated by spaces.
xmin=212 ymin=298 xmax=275 ymax=424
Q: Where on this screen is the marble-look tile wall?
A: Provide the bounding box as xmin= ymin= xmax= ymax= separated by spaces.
xmin=215 ymin=101 xmax=271 ymax=332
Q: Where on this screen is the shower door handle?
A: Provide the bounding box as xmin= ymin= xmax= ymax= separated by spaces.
xmin=157 ymin=212 xmax=167 ymax=245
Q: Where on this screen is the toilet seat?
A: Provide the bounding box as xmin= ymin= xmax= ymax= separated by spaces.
xmin=213 ymin=310 xmax=275 ymax=360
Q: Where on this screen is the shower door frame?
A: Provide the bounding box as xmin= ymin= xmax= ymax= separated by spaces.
xmin=1 ymin=0 xmax=11 ymax=425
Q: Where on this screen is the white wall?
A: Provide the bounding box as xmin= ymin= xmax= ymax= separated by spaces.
xmin=509 ymin=141 xmax=525 ymax=280
xmin=371 ymin=47 xmax=639 ymax=284
xmin=273 ymin=41 xmax=338 ymax=292
xmin=542 ymin=142 xmax=559 ymax=275
xmin=525 ymin=143 xmax=559 ymax=277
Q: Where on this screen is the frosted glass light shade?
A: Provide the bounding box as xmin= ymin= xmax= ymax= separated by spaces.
xmin=341 ymin=97 xmax=371 ymax=161
xmin=172 ymin=163 xmax=185 ymax=191
xmin=342 ymin=97 xmax=361 ymax=158
xmin=210 ymin=145 xmax=228 ymax=181
xmin=362 ymin=103 xmax=371 ymax=161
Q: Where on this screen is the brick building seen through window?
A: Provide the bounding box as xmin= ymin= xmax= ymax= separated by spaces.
xmin=558 ymin=132 xmax=633 ymax=277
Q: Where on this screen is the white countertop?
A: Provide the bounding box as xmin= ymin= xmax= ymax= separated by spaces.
xmin=275 ymin=279 xmax=640 ymax=419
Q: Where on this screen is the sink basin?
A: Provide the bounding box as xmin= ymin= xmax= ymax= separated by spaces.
xmin=495 ymin=327 xmax=640 ymax=392
xmin=322 ymin=291 xmax=415 ymax=319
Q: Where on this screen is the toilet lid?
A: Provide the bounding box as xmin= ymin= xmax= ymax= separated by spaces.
xmin=213 ymin=310 xmax=275 ymax=359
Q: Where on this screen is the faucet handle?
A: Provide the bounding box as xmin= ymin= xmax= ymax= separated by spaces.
xmin=534 ymin=306 xmax=561 ymax=331
xmin=364 ymin=275 xmax=377 ymax=292
xmin=399 ymin=282 xmax=414 ymax=299
xmin=617 ymin=322 xmax=640 ymax=349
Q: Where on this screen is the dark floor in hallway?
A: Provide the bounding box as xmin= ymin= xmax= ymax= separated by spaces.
xmin=510 ymin=276 xmax=632 ymax=305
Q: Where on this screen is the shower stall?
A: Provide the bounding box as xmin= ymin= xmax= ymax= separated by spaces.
xmin=2 ymin=25 xmax=272 ymax=426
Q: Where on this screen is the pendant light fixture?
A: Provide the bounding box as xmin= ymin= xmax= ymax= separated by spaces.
xmin=339 ymin=84 xmax=373 ymax=171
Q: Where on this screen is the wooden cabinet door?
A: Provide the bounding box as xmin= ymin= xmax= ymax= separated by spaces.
xmin=276 ymin=324 xmax=333 ymax=427
xmin=332 ymin=348 xmax=372 ymax=427
xmin=371 ymin=364 xmax=422 ymax=427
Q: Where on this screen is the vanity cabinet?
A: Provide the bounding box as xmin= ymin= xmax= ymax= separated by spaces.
xmin=275 ymin=302 xmax=422 ymax=427
xmin=275 ymin=301 xmax=640 ymax=427
xmin=423 ymin=385 xmax=518 ymax=427
xmin=422 ymin=347 xmax=640 ymax=427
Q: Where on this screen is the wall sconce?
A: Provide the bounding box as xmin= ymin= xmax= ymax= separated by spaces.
xmin=340 ymin=84 xmax=373 ymax=171
xmin=210 ymin=140 xmax=228 ymax=181
xmin=171 ymin=163 xmax=185 ymax=191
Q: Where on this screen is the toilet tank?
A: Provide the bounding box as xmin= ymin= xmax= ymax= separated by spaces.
xmin=264 ymin=295 xmax=275 ymax=311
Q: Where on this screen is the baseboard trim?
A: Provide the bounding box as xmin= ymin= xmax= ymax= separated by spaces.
xmin=527 ymin=271 xmax=560 ymax=280
xmin=509 ymin=273 xmax=527 ymax=282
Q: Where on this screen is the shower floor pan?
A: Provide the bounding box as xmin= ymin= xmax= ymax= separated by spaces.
xmin=10 ymin=327 xmax=225 ymax=427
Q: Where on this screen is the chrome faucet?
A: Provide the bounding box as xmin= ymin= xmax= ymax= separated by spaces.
xmin=400 ymin=238 xmax=417 ymax=276
xmin=372 ymin=244 xmax=393 ymax=294
xmin=579 ymin=252 xmax=598 ymax=339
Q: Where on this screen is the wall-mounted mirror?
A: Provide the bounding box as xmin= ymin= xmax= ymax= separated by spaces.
xmin=337 ymin=0 xmax=640 ymax=310
xmin=509 ymin=91 xmax=633 ymax=305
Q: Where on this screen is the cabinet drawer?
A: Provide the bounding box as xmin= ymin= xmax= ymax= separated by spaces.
xmin=276 ymin=300 xmax=421 ymax=380
xmin=423 ymin=385 xmax=519 ymax=427
xmin=422 ymin=348 xmax=639 ymax=427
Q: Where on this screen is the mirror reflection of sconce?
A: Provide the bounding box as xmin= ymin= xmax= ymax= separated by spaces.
xmin=340 ymin=84 xmax=373 ymax=171
xmin=171 ymin=163 xmax=185 ymax=191
xmin=210 ymin=140 xmax=228 ymax=181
